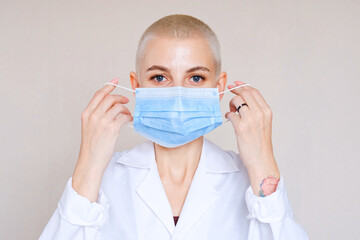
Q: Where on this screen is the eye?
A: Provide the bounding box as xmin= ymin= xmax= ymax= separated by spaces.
xmin=190 ymin=75 xmax=204 ymax=83
xmin=150 ymin=75 xmax=166 ymax=82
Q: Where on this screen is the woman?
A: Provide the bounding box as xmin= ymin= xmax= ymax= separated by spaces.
xmin=40 ymin=14 xmax=309 ymax=239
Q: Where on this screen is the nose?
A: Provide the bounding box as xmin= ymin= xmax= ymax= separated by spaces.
xmin=171 ymin=82 xmax=185 ymax=87
xmin=169 ymin=74 xmax=186 ymax=87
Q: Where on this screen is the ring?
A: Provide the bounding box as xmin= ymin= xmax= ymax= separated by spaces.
xmin=236 ymin=103 xmax=248 ymax=112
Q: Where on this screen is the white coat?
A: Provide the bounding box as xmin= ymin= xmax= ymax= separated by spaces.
xmin=39 ymin=138 xmax=309 ymax=240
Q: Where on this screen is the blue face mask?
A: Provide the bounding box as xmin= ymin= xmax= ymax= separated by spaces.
xmin=133 ymin=86 xmax=222 ymax=148
xmin=104 ymin=83 xmax=250 ymax=148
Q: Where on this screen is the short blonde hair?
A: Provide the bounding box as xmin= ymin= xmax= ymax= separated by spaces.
xmin=135 ymin=14 xmax=221 ymax=76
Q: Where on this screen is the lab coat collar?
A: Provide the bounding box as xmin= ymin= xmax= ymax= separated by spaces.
xmin=115 ymin=138 xmax=242 ymax=236
xmin=115 ymin=137 xmax=241 ymax=173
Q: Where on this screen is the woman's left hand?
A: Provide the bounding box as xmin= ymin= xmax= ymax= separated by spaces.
xmin=225 ymin=81 xmax=280 ymax=197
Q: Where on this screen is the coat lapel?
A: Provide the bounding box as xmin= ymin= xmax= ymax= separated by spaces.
xmin=171 ymin=138 xmax=241 ymax=238
xmin=115 ymin=138 xmax=242 ymax=238
xmin=117 ymin=140 xmax=176 ymax=234
xmin=136 ymin=159 xmax=176 ymax=235
xmin=171 ymin=139 xmax=220 ymax=238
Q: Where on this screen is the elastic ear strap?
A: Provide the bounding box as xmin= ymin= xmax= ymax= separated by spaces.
xmin=104 ymin=82 xmax=136 ymax=93
xmin=218 ymin=83 xmax=251 ymax=95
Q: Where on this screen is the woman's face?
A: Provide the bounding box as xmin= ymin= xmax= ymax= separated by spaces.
xmin=130 ymin=35 xmax=227 ymax=94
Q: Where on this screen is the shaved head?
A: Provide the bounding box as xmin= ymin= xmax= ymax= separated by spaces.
xmin=135 ymin=14 xmax=221 ymax=77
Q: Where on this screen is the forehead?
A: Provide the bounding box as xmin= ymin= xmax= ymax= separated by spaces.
xmin=141 ymin=36 xmax=216 ymax=71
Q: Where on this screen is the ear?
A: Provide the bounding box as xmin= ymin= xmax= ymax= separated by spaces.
xmin=130 ymin=71 xmax=140 ymax=96
xmin=216 ymin=71 xmax=227 ymax=101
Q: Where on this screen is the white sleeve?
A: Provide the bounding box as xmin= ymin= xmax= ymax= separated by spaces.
xmin=39 ymin=177 xmax=110 ymax=240
xmin=245 ymin=176 xmax=309 ymax=240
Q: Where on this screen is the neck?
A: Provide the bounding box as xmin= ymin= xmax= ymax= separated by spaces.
xmin=154 ymin=137 xmax=204 ymax=186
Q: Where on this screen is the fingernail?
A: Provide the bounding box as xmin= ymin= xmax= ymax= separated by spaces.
xmin=110 ymin=78 xmax=118 ymax=84
xmin=228 ymin=85 xmax=234 ymax=88
xmin=235 ymin=81 xmax=245 ymax=85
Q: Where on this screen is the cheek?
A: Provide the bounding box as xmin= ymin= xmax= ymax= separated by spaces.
xmin=135 ymin=81 xmax=149 ymax=88
xmin=203 ymin=81 xmax=217 ymax=88
xmin=140 ymin=79 xmax=165 ymax=88
xmin=207 ymin=77 xmax=220 ymax=88
xmin=137 ymin=75 xmax=151 ymax=87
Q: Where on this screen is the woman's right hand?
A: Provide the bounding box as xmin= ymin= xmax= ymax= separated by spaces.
xmin=72 ymin=78 xmax=133 ymax=202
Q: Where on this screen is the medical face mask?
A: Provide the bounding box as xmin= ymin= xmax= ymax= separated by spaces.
xmin=104 ymin=82 xmax=250 ymax=148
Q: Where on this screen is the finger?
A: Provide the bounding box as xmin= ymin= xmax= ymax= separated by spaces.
xmin=226 ymin=81 xmax=250 ymax=93
xmin=225 ymin=111 xmax=241 ymax=127
xmin=93 ymin=94 xmax=129 ymax=116
xmin=106 ymin=103 xmax=131 ymax=120
xmin=235 ymin=81 xmax=270 ymax=108
xmin=229 ymin=83 xmax=262 ymax=112
xmin=235 ymin=81 xmax=269 ymax=109
xmin=249 ymin=88 xmax=271 ymax=110
xmin=85 ymin=78 xmax=119 ymax=114
xmin=229 ymin=95 xmax=245 ymax=112
xmin=229 ymin=95 xmax=250 ymax=118
xmin=114 ymin=112 xmax=133 ymax=126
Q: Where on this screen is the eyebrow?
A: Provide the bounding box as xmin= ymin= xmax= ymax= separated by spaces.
xmin=146 ymin=65 xmax=170 ymax=72
xmin=146 ymin=65 xmax=210 ymax=73
xmin=186 ymin=66 xmax=210 ymax=73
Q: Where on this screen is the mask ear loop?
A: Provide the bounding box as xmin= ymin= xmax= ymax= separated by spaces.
xmin=218 ymin=83 xmax=251 ymax=124
xmin=104 ymin=82 xmax=136 ymax=92
xmin=218 ymin=83 xmax=251 ymax=95
xmin=104 ymin=82 xmax=136 ymax=128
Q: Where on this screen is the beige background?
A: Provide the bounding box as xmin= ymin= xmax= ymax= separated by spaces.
xmin=1 ymin=0 xmax=359 ymax=239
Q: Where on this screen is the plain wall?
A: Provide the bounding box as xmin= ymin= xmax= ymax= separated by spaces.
xmin=1 ymin=0 xmax=359 ymax=239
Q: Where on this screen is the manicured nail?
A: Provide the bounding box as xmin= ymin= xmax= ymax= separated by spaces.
xmin=110 ymin=78 xmax=118 ymax=84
